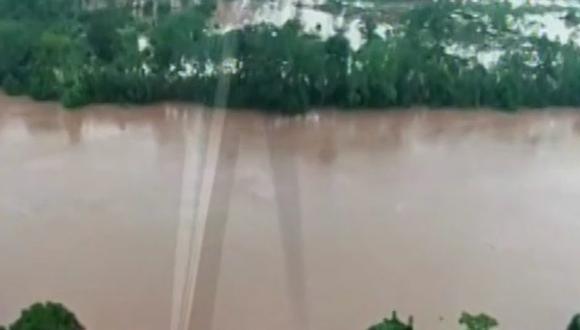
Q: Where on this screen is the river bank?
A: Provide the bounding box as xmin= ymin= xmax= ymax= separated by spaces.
xmin=3 ymin=0 xmax=580 ymax=112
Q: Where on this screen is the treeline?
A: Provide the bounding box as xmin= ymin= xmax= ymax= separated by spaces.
xmin=2 ymin=0 xmax=580 ymax=112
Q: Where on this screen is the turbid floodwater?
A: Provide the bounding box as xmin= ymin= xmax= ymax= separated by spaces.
xmin=1 ymin=93 xmax=580 ymax=330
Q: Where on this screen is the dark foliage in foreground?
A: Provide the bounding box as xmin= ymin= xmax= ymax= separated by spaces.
xmin=2 ymin=0 xmax=580 ymax=112
xmin=569 ymin=314 xmax=580 ymax=330
xmin=369 ymin=311 xmax=413 ymax=330
xmin=1 ymin=302 xmax=84 ymax=330
xmin=369 ymin=312 xmax=497 ymax=330
xmin=0 ymin=302 xmax=577 ymax=330
xmin=370 ymin=312 xmax=580 ymax=330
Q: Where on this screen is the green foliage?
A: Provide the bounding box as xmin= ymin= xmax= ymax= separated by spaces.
xmin=24 ymin=30 xmax=83 ymax=100
xmin=0 ymin=0 xmax=82 ymax=20
xmin=2 ymin=74 xmax=24 ymax=95
xmin=0 ymin=20 xmax=34 ymax=79
xmin=61 ymin=79 xmax=90 ymax=108
xmin=4 ymin=0 xmax=580 ymax=112
xmin=459 ymin=312 xmax=498 ymax=330
xmin=5 ymin=302 xmax=84 ymax=330
xmin=569 ymin=314 xmax=580 ymax=330
xmin=228 ymin=20 xmax=326 ymax=112
xmin=0 ymin=302 xmax=576 ymax=330
xmin=151 ymin=8 xmax=210 ymax=68
xmin=368 ymin=311 xmax=413 ymax=330
xmin=368 ymin=312 xmax=499 ymax=330
xmin=369 ymin=311 xmax=500 ymax=330
xmin=86 ymin=9 xmax=131 ymax=62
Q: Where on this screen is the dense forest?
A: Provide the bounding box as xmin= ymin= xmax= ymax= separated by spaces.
xmin=2 ymin=0 xmax=580 ymax=112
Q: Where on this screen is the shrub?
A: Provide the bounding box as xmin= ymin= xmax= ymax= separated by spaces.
xmin=368 ymin=312 xmax=498 ymax=330
xmin=5 ymin=302 xmax=84 ymax=330
xmin=61 ymin=80 xmax=90 ymax=108
xmin=369 ymin=311 xmax=413 ymax=330
xmin=0 ymin=20 xmax=34 ymax=79
xmin=2 ymin=74 xmax=24 ymax=95
xmin=459 ymin=312 xmax=498 ymax=330
xmin=27 ymin=71 xmax=60 ymax=100
xmin=569 ymin=314 xmax=580 ymax=330
xmin=86 ymin=9 xmax=130 ymax=62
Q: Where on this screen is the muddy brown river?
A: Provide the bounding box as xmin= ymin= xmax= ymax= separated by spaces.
xmin=1 ymin=93 xmax=580 ymax=330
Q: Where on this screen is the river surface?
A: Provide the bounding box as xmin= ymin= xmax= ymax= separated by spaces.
xmin=1 ymin=94 xmax=580 ymax=330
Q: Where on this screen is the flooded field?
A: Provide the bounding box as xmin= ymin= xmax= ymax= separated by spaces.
xmin=1 ymin=93 xmax=580 ymax=330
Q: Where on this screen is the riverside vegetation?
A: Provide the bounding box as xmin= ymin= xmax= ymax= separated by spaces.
xmin=3 ymin=0 xmax=580 ymax=112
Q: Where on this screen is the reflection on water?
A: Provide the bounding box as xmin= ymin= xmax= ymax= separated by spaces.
xmin=1 ymin=94 xmax=580 ymax=330
xmin=265 ymin=124 xmax=310 ymax=330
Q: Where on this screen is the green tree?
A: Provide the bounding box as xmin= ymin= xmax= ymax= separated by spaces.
xmin=151 ymin=8 xmax=210 ymax=68
xmin=6 ymin=302 xmax=84 ymax=330
xmin=0 ymin=0 xmax=82 ymax=19
xmin=369 ymin=311 xmax=413 ymax=330
xmin=0 ymin=21 xmax=34 ymax=80
xmin=86 ymin=8 xmax=131 ymax=62
xmin=459 ymin=312 xmax=498 ymax=330
xmin=322 ymin=32 xmax=350 ymax=105
xmin=26 ymin=30 xmax=86 ymax=100
xmin=569 ymin=314 xmax=580 ymax=330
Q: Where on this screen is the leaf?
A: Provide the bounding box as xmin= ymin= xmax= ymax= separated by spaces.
xmin=368 ymin=311 xmax=413 ymax=330
xmin=459 ymin=312 xmax=499 ymax=330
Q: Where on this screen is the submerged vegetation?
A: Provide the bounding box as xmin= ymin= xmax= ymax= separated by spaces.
xmin=2 ymin=0 xmax=580 ymax=112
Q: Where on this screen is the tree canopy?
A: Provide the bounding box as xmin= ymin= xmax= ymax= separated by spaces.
xmin=2 ymin=0 xmax=580 ymax=113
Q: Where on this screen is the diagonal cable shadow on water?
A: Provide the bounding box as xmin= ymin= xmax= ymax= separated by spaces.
xmin=188 ymin=113 xmax=240 ymax=330
xmin=182 ymin=9 xmax=309 ymax=328
xmin=266 ymin=124 xmax=311 ymax=330
xmin=188 ymin=119 xmax=311 ymax=330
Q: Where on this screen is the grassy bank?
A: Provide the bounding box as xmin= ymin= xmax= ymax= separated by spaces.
xmin=2 ymin=0 xmax=580 ymax=113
